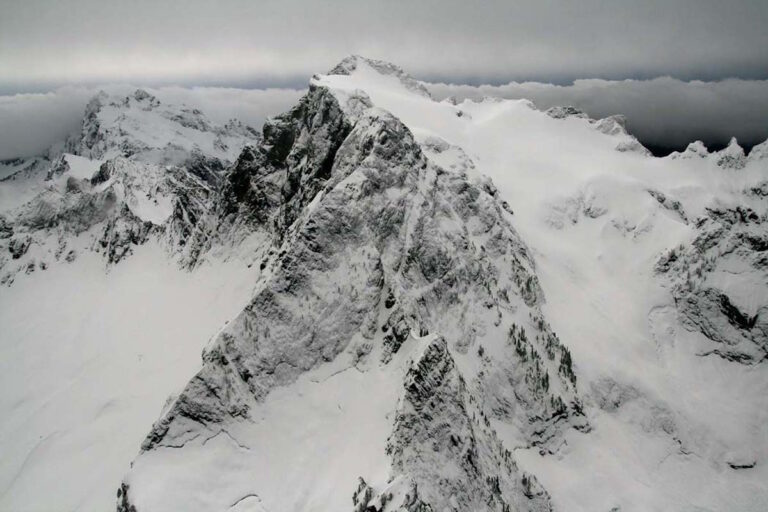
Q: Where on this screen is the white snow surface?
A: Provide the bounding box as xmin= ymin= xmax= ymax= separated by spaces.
xmin=312 ymin=58 xmax=768 ymax=511
xmin=1 ymin=57 xmax=767 ymax=512
xmin=0 ymin=242 xmax=259 ymax=512
xmin=0 ymin=157 xmax=51 ymax=213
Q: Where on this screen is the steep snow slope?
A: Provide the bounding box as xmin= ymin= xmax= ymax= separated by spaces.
xmin=315 ymin=56 xmax=768 ymax=511
xmin=118 ymin=57 xmax=768 ymax=512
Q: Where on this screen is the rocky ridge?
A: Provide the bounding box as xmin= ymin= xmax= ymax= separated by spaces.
xmin=119 ymin=58 xmax=586 ymax=511
xmin=0 ymin=89 xmax=257 ymax=285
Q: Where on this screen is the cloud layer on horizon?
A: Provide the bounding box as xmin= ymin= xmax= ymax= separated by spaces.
xmin=429 ymin=77 xmax=768 ymax=152
xmin=2 ymin=76 xmax=767 ymax=162
xmin=0 ymin=86 xmax=303 ymax=161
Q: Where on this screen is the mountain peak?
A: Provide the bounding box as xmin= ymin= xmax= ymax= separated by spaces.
xmin=716 ymin=136 xmax=746 ymax=169
xmin=3 ymin=55 xmax=767 ymax=512
xmin=128 ymin=88 xmax=160 ymax=109
xmin=669 ymin=139 xmax=709 ymax=159
xmin=72 ymin=89 xmax=256 ymax=165
xmin=325 ymin=55 xmax=432 ymax=98
xmin=132 ymin=88 xmax=154 ymax=102
xmin=545 ymin=105 xmax=588 ymax=120
xmin=748 ymin=138 xmax=768 ymax=161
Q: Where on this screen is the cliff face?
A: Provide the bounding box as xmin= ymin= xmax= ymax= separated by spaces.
xmin=125 ymin=77 xmax=583 ymax=511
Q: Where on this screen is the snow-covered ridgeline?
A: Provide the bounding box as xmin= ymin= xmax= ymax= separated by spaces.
xmin=123 ymin=56 xmax=767 ymax=512
xmin=0 ymin=89 xmax=262 ymax=286
xmin=0 ymin=56 xmax=766 ymax=512
xmin=120 ymin=75 xmax=585 ymax=510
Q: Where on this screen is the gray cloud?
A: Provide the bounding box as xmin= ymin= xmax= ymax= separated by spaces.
xmin=2 ymin=0 xmax=766 ymax=159
xmin=1 ymin=0 xmax=767 ymax=89
xmin=0 ymin=86 xmax=302 ymax=160
xmin=429 ymin=77 xmax=768 ymax=153
xmin=0 ymin=88 xmax=94 ymax=161
xmin=3 ymin=75 xmax=767 ymax=162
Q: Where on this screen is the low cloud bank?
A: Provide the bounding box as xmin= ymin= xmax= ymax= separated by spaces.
xmin=2 ymin=77 xmax=767 ymax=161
xmin=428 ymin=77 xmax=768 ymax=154
xmin=0 ymin=86 xmax=303 ymax=160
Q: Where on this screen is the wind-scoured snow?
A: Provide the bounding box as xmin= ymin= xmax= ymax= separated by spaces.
xmin=1 ymin=56 xmax=767 ymax=512
xmin=315 ymin=56 xmax=768 ymax=511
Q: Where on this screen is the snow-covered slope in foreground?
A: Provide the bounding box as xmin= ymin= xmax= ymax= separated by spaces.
xmin=0 ymin=243 xmax=258 ymax=511
xmin=115 ymin=57 xmax=768 ymax=512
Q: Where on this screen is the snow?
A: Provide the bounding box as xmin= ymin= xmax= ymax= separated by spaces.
xmin=0 ymin=157 xmax=50 ymax=213
xmin=125 ymin=334 xmax=433 ymax=512
xmin=127 ymin=363 xmax=396 ymax=511
xmin=94 ymin=160 xmax=176 ymax=225
xmin=0 ymin=88 xmax=265 ymax=512
xmin=0 ymin=242 xmax=259 ymax=512
xmin=78 ymin=91 xmax=253 ymax=165
xmin=314 ymin=60 xmax=768 ymax=511
xmin=62 ymin=153 xmax=103 ymax=180
xmin=2 ymin=58 xmax=767 ymax=512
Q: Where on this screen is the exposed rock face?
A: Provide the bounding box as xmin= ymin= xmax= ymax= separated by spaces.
xmin=545 ymin=105 xmax=588 ymax=120
xmin=378 ymin=337 xmax=552 ymax=512
xmin=217 ymin=84 xmax=353 ymax=233
xmin=8 ymin=235 xmax=31 ymax=259
xmin=171 ymin=84 xmax=357 ymax=268
xmin=124 ymin=81 xmax=584 ymax=510
xmin=656 ymin=204 xmax=768 ymax=363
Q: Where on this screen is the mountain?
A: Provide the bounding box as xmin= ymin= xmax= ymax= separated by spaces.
xmin=0 ymin=89 xmax=259 ymax=285
xmin=0 ymin=89 xmax=261 ymax=512
xmin=1 ymin=57 xmax=767 ymax=512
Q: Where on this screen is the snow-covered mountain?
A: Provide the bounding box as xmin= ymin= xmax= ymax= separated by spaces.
xmin=0 ymin=89 xmax=262 ymax=511
xmin=1 ymin=57 xmax=767 ymax=512
xmin=0 ymin=88 xmax=260 ymax=285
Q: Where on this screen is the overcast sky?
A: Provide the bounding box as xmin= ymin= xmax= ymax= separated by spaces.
xmin=2 ymin=0 xmax=767 ymax=89
xmin=1 ymin=0 xmax=767 ymax=158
